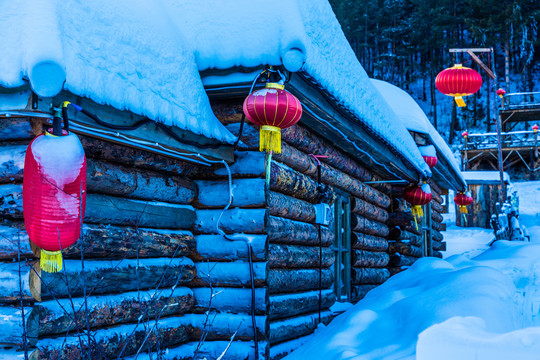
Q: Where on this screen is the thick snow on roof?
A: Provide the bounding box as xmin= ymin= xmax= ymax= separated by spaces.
xmin=0 ymin=0 xmax=434 ymax=169
xmin=0 ymin=0 xmax=235 ymax=143
xmin=371 ymin=79 xmax=464 ymax=184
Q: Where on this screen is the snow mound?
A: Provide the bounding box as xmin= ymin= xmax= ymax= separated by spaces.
xmin=285 ymin=240 xmax=540 ymax=360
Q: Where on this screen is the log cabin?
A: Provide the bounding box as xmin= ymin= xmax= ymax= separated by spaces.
xmin=0 ymin=0 xmax=464 ymax=359
xmin=371 ymin=80 xmax=466 ymax=274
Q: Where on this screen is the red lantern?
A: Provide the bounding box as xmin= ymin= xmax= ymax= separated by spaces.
xmin=419 ymin=145 xmax=437 ymax=169
xmin=23 ymin=130 xmax=87 ymax=272
xmin=532 ymin=124 xmax=539 ymax=134
xmin=462 ymin=131 xmax=469 ymax=139
xmin=435 ymin=64 xmax=482 ymax=107
xmin=243 ymin=82 xmax=302 ymax=153
xmin=454 ymin=191 xmax=473 ymax=214
xmin=497 ymin=88 xmax=506 ymax=98
xmin=403 ymin=184 xmax=432 ymax=228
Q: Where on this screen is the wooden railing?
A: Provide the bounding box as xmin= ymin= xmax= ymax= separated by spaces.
xmin=463 ymin=130 xmax=539 ymax=150
xmin=502 ymin=92 xmax=540 ymax=110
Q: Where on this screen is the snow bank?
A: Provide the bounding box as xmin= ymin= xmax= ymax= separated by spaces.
xmin=285 ymin=239 xmax=540 ymax=360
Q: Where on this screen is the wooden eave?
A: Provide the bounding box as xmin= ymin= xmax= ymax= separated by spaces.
xmin=203 ymin=68 xmax=422 ymax=183
xmin=0 ymin=87 xmax=234 ymax=164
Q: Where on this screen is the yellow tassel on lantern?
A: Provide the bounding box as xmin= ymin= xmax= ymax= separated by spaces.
xmin=40 ymin=249 xmax=63 ymax=273
xmin=459 ymin=205 xmax=468 ymax=214
xmin=454 ymin=96 xmax=466 ymax=107
xmin=260 ymin=125 xmax=282 ymax=153
xmin=411 ymin=205 xmax=424 ymax=231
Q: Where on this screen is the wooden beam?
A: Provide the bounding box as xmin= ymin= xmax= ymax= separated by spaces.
xmin=466 ymin=50 xmax=496 ymax=80
xmin=269 ymin=289 xmax=335 ymax=320
xmin=269 ymin=244 xmax=334 ymax=268
xmin=449 ymin=48 xmax=492 ymax=53
xmin=268 ymin=268 xmax=333 ymax=294
xmin=30 ymin=258 xmax=195 ymax=301
xmin=31 ymin=288 xmax=194 ymax=337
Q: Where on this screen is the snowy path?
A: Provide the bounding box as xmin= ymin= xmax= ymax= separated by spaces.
xmin=284 ymin=181 xmax=540 ymax=360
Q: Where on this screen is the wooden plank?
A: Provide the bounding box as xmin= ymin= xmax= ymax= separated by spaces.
xmin=351 ymin=250 xmax=390 ymax=268
xmin=194 ymin=179 xmax=266 ymax=208
xmin=281 ymin=125 xmax=373 ymax=182
xmin=85 ymin=194 xmax=196 ymax=229
xmin=74 ymin=225 xmax=195 ymax=259
xmin=388 ymin=242 xmax=423 ymax=258
xmin=80 ymin=136 xmax=199 ymax=178
xmin=269 ymin=310 xmax=333 ymax=344
xmin=126 ymin=340 xmax=267 ymax=360
xmin=37 ymin=313 xmax=267 ymax=359
xmin=194 ymin=208 xmax=267 ymax=234
xmin=268 ymin=191 xmax=316 ymax=223
xmin=351 ymin=232 xmax=388 ymax=252
xmin=87 ymin=159 xmax=196 ymax=204
xmin=32 ymin=287 xmax=194 ymax=337
xmin=0 ymin=261 xmax=33 ymax=304
xmin=0 ymin=184 xmax=23 ymax=219
xmin=467 ymin=50 xmax=496 ymax=79
xmin=351 ymin=268 xmax=390 ymax=285
xmin=351 ymin=284 xmax=378 ymax=302
xmin=268 ymin=268 xmax=333 ymax=294
xmin=0 ymin=305 xmax=36 ymax=346
xmin=267 ymin=216 xmax=334 ymax=246
xmin=0 ymin=223 xmax=34 ymax=261
xmin=0 ymin=143 xmax=26 ymax=183
xmin=390 ymin=254 xmax=418 ymax=267
xmin=351 ymin=197 xmax=390 ymax=223
xmin=0 ymin=223 xmax=195 ymax=260
xmin=193 ymin=287 xmax=267 ymax=314
xmin=192 ymin=234 xmax=267 ymax=262
xmin=0 ymin=118 xmax=38 ymax=141
xmin=269 ymin=289 xmax=335 ymax=320
xmin=190 ymin=261 xmax=267 ymax=288
xmin=194 ymin=151 xmax=266 ymax=179
xmin=269 ymin=244 xmax=334 ymax=268
xmin=30 ymin=257 xmax=195 ymax=301
xmin=350 ymin=214 xmax=389 ymax=237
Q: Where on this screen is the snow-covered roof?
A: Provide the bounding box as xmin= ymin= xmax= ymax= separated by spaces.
xmin=0 ymin=0 xmax=432 ymax=174
xmin=0 ymin=0 xmax=236 ymax=143
xmin=462 ymin=171 xmax=511 ymax=184
xmin=371 ymin=79 xmax=465 ymax=187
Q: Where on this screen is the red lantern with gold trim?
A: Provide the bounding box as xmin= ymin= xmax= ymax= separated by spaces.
xmin=403 ymin=184 xmax=432 ymax=228
xmin=23 ymin=130 xmax=87 ymax=272
xmin=454 ymin=191 xmax=473 ymax=214
xmin=243 ymin=82 xmax=302 ymax=153
xmin=497 ymin=88 xmax=506 ymax=98
xmin=532 ymin=124 xmax=539 ymax=134
xmin=436 ymin=64 xmax=482 ymax=107
xmin=419 ymin=145 xmax=437 ymax=169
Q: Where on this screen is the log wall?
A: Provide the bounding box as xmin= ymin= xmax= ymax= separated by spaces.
xmin=226 ymin=121 xmax=393 ymax=357
xmin=0 ymin=117 xmax=269 ymax=359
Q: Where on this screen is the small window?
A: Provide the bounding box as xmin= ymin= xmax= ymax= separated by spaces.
xmin=333 ymin=193 xmax=351 ymax=302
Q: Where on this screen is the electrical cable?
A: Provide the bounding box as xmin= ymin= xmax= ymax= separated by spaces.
xmin=62 ymin=102 xmax=229 ymax=149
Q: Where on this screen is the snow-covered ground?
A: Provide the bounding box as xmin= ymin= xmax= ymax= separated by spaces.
xmin=285 ymin=181 xmax=540 ymax=360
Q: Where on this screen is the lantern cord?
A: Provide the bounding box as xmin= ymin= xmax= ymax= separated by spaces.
xmin=214 ymin=160 xmax=260 ymax=360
